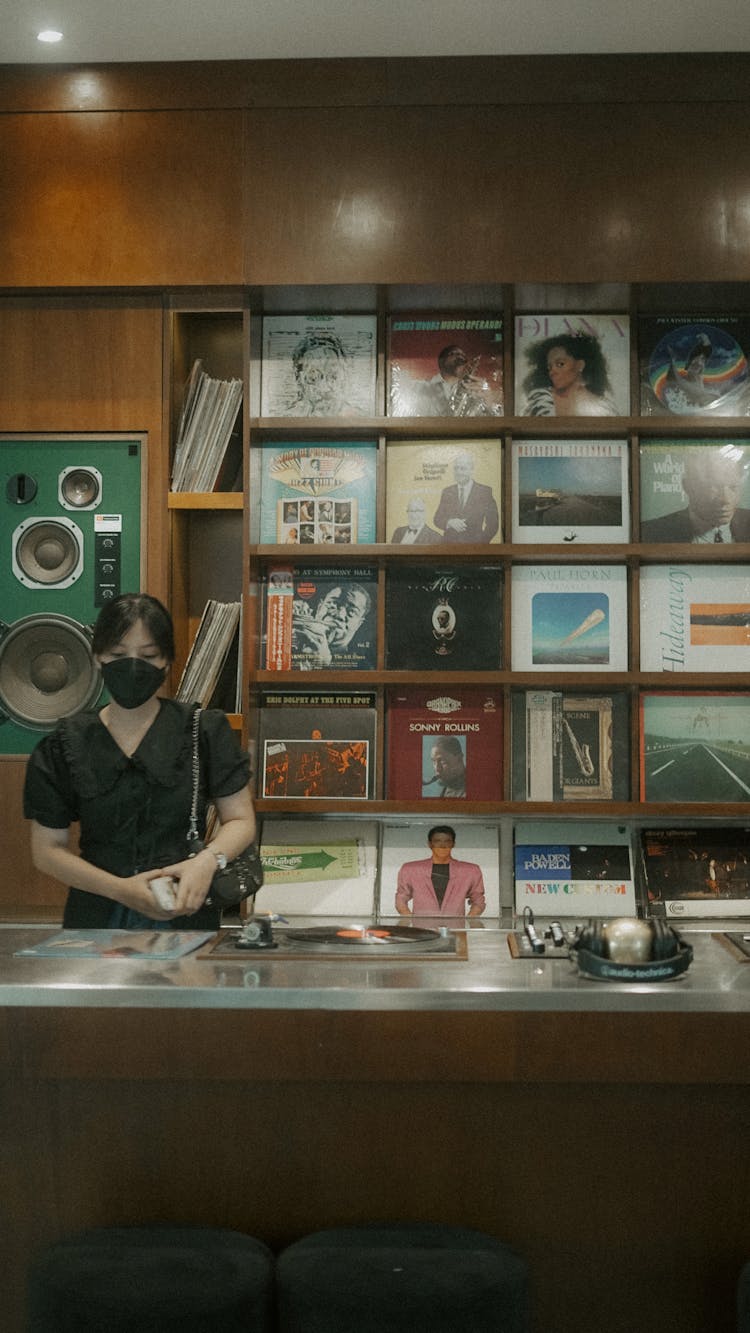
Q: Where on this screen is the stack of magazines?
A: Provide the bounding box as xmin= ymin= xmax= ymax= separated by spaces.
xmin=175 ymin=599 xmax=242 ymax=711
xmin=170 ymin=359 xmax=243 ymax=492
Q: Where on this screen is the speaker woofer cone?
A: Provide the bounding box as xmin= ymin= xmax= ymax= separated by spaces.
xmin=12 ymin=518 xmax=83 ymax=588
xmin=0 ymin=615 xmax=101 ymax=729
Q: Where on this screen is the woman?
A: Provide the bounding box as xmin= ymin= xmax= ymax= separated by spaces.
xmin=24 ymin=593 xmax=255 ymax=930
xmin=520 ymin=332 xmax=617 ymax=416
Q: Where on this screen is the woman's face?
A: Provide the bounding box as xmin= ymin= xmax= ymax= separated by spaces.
xmin=96 ymin=618 xmax=168 ymax=667
xmin=546 ymin=345 xmax=585 ymax=393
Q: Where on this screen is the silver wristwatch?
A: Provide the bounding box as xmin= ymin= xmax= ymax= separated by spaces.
xmin=208 ymin=847 xmax=228 ymax=871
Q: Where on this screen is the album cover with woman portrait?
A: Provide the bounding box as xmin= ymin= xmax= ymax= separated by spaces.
xmin=385 ymin=565 xmax=502 ymax=670
xmin=638 ymin=316 xmax=750 ymax=416
xmin=514 ymin=313 xmax=630 ymax=417
xmin=260 ymin=314 xmax=378 ymax=417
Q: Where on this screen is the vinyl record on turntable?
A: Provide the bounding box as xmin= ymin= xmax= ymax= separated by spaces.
xmin=283 ymin=924 xmax=445 ymax=951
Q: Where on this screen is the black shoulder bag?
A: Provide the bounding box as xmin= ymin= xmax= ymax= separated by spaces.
xmin=187 ymin=706 xmax=264 ymax=909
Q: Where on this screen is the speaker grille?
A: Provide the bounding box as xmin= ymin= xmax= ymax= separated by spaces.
xmin=0 ymin=615 xmax=101 ymax=730
xmin=12 ymin=518 xmax=83 ymax=588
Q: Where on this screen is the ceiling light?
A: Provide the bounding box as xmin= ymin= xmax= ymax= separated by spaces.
xmin=37 ymin=29 xmax=64 ymax=44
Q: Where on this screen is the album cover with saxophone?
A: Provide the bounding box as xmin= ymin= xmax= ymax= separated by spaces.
xmin=510 ymin=689 xmax=630 ymax=801
xmin=387 ymin=313 xmax=504 ymax=417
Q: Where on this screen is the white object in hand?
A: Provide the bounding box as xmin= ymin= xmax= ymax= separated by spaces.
xmin=150 ymin=876 xmax=177 ymax=910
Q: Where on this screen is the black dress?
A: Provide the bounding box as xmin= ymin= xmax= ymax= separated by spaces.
xmin=23 ymin=699 xmax=250 ymax=930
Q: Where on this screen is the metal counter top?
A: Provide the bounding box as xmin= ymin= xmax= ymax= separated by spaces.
xmin=0 ymin=920 xmax=749 ymax=1012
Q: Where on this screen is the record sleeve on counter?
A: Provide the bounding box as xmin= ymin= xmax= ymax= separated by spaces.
xmin=638 ymin=315 xmax=750 ymax=416
xmin=514 ymin=312 xmax=630 ymax=417
xmin=385 ymin=565 xmax=502 ymax=670
xmin=514 ymin=820 xmax=636 ymax=918
xmin=385 ymin=686 xmax=503 ymax=801
xmin=640 ymin=826 xmax=750 ymax=919
xmin=387 ymin=313 xmax=504 ymax=417
xmin=257 ymin=441 xmax=377 ymax=545
xmin=257 ymin=691 xmax=376 ymax=800
xmin=510 ymin=689 xmax=629 ymax=801
xmin=262 ymin=564 xmax=377 ymax=671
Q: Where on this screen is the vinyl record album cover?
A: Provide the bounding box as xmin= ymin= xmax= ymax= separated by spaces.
xmin=387 ymin=314 xmax=504 ymax=417
xmin=514 ymin=313 xmax=630 ymax=417
xmin=639 ymin=691 xmax=750 ymax=802
xmin=378 ymin=819 xmax=501 ymax=920
xmin=385 ymin=438 xmax=502 ymax=546
xmin=640 ymin=565 xmax=750 ymax=672
xmin=261 ymin=314 xmax=377 ymax=417
xmin=258 ymin=691 xmax=376 ymax=799
xmin=514 ymin=820 xmax=636 ymax=918
xmin=262 ymin=565 xmax=377 ymax=670
xmin=258 ymin=441 xmax=377 ymax=545
xmin=255 ymin=818 xmax=378 ymax=917
xmin=510 ymin=689 xmax=630 ymax=801
xmin=638 ymin=316 xmax=750 ymax=416
xmin=640 ymin=826 xmax=750 ymax=918
xmin=511 ymin=564 xmax=628 ymax=671
xmin=385 ymin=565 xmax=502 ymax=670
xmin=512 ymin=439 xmax=630 ymax=544
xmin=639 ymin=441 xmax=750 ymax=543
xmin=385 ymin=686 xmax=503 ymax=801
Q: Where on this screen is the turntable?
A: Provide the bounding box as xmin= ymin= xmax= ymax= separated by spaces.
xmin=203 ymin=922 xmax=467 ymax=960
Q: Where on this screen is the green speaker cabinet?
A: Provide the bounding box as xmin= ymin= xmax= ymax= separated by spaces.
xmin=0 ymin=435 xmax=146 ymax=754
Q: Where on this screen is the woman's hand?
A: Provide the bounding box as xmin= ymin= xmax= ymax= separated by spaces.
xmin=120 ymin=871 xmax=184 ymax=921
xmin=152 ymin=850 xmax=215 ymax=917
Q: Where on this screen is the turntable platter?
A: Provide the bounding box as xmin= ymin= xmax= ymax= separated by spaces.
xmin=283 ymin=925 xmax=445 ymax=951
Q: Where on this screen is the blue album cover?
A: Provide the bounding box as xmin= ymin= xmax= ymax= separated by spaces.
xmin=258 ymin=441 xmax=377 ymax=545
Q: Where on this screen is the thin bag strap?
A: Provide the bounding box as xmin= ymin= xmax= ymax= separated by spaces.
xmin=187 ymin=704 xmax=203 ymax=852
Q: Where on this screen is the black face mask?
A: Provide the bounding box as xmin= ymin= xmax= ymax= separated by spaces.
xmin=100 ymin=657 xmax=167 ymax=710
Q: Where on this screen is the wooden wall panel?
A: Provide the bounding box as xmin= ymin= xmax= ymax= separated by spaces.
xmin=0 ymin=299 xmax=166 ymax=917
xmin=0 ymin=110 xmax=243 ymax=288
xmin=244 ymin=103 xmax=750 ymax=285
xmin=2 ymin=1005 xmax=749 ymax=1333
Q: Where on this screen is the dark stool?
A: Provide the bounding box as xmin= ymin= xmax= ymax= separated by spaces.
xmin=27 ymin=1225 xmax=274 ymax=1333
xmin=739 ymin=1261 xmax=750 ymax=1331
xmin=276 ymin=1222 xmax=529 ymax=1332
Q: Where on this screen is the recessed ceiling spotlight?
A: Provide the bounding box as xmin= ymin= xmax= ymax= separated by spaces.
xmin=37 ymin=29 xmax=64 ymax=44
